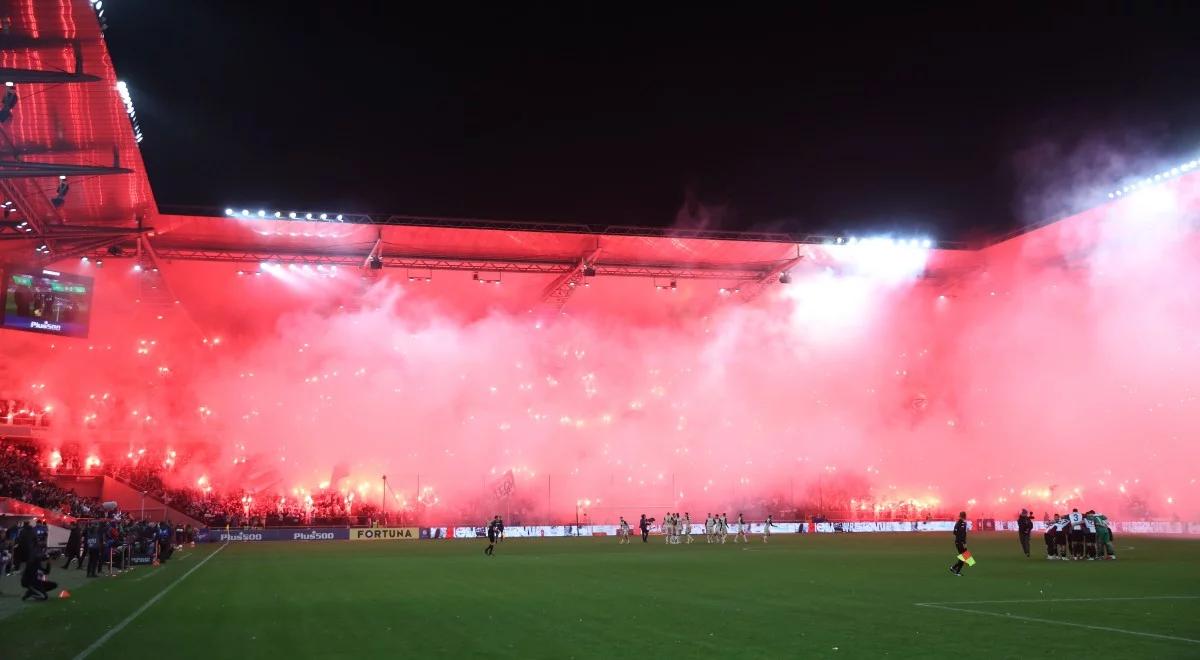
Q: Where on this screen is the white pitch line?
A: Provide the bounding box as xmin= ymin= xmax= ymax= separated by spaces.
xmin=916 ymin=595 xmax=1200 ymax=605
xmin=72 ymin=543 xmax=227 ymax=660
xmin=915 ymin=602 xmax=1200 ymax=645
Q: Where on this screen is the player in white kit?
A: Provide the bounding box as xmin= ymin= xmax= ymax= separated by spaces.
xmin=1083 ymin=513 xmax=1097 ymax=560
xmin=1068 ymin=508 xmax=1084 ymax=560
xmin=618 ymin=517 xmax=631 ymax=544
xmin=763 ymin=514 xmax=774 ymax=543
xmin=718 ymin=514 xmax=729 ymax=543
xmin=735 ymin=513 xmax=748 ymax=543
xmin=682 ymin=513 xmax=693 ymax=544
xmin=704 ymin=514 xmax=715 ymax=543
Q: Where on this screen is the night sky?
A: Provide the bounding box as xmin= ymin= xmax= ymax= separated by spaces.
xmin=105 ymin=2 xmax=1200 ymax=242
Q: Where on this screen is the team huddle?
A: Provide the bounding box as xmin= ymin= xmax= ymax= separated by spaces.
xmin=617 ymin=513 xmax=775 ymax=545
xmin=1043 ymin=508 xmax=1116 ymax=560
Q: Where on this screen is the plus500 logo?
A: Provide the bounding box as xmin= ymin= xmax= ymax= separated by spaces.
xmin=219 ymin=532 xmax=263 ymax=541
xmin=293 ymin=531 xmax=336 ymax=540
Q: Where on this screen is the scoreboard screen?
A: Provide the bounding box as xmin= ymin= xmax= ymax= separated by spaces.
xmin=1 ymin=268 xmax=94 ymax=338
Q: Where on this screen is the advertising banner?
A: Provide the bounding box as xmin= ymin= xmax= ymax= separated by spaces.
xmin=348 ymin=527 xmax=419 ymax=541
xmin=997 ymin=520 xmax=1200 ymax=535
xmin=450 ymin=523 xmax=817 ymax=538
xmin=811 ymin=520 xmax=957 ymax=533
xmin=453 ymin=525 xmax=615 ymax=539
xmin=195 ymin=520 xmax=1198 ymax=543
xmin=198 ymin=528 xmax=349 ymax=543
xmin=1114 ymin=521 xmax=1190 ymax=535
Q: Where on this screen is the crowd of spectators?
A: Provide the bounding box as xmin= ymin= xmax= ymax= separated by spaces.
xmin=197 ymin=490 xmax=382 ymax=528
xmin=0 ymin=442 xmax=102 ymax=518
xmin=7 ymin=439 xmax=947 ymax=529
xmin=0 ymin=399 xmax=52 ymax=427
xmin=28 ymin=441 xmax=383 ymax=526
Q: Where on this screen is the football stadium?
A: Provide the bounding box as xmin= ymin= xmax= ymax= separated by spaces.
xmin=1 ymin=2 xmax=1199 ymax=658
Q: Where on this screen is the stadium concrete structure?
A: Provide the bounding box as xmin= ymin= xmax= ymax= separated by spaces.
xmin=0 ymin=0 xmax=1187 ymax=312
xmin=1 ymin=1 xmax=1189 ymax=295
xmin=1 ymin=0 xmax=1199 ymax=525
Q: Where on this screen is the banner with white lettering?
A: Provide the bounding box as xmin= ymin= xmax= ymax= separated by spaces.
xmin=348 ymin=527 xmax=419 ymax=541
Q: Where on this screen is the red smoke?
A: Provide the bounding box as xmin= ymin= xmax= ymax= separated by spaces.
xmin=2 ymin=175 xmax=1197 ymax=524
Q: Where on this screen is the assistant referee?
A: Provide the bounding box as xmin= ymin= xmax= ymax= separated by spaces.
xmin=949 ymin=511 xmax=968 ymax=576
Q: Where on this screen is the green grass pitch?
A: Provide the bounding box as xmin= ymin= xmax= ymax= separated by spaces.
xmin=5 ymin=532 xmax=1199 ymax=659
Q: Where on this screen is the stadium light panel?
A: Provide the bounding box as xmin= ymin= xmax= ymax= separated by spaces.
xmin=1108 ymin=154 xmax=1200 ymax=199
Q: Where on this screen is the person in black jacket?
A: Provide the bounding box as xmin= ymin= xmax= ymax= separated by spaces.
xmin=483 ymin=516 xmax=499 ymax=556
xmin=20 ymin=550 xmax=56 ymax=601
xmin=1017 ymin=509 xmax=1033 ymax=557
xmin=85 ymin=523 xmax=103 ymax=577
xmin=13 ymin=521 xmax=35 ymax=572
xmin=639 ymin=514 xmax=650 ymax=543
xmin=949 ymin=512 xmax=969 ymax=576
xmin=62 ymin=522 xmax=83 ymax=569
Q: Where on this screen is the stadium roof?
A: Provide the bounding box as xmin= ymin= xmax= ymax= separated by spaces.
xmin=0 ymin=0 xmax=1195 ymax=306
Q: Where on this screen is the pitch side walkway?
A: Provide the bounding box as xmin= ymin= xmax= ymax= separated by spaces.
xmin=0 ymin=545 xmax=209 ymax=621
